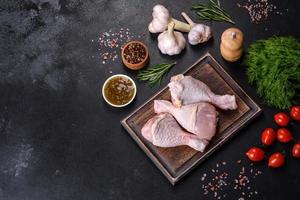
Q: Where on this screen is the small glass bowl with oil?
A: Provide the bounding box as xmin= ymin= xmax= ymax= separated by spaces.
xmin=102 ymin=74 xmax=136 ymax=107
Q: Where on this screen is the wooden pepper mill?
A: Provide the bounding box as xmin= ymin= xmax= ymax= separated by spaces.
xmin=220 ymin=28 xmax=244 ymax=62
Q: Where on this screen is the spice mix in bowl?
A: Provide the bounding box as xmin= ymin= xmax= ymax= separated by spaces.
xmin=121 ymin=41 xmax=149 ymax=70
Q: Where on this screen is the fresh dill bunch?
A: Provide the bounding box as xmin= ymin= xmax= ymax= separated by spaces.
xmin=244 ymin=36 xmax=300 ymax=109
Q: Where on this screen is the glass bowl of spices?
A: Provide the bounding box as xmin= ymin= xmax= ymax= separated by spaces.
xmin=121 ymin=41 xmax=149 ymax=70
xmin=102 ymin=74 xmax=136 ymax=107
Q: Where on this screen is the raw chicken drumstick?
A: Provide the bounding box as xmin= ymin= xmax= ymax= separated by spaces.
xmin=168 ymin=74 xmax=238 ymax=110
xmin=154 ymin=100 xmax=218 ymax=140
xmin=141 ymin=113 xmax=209 ymax=152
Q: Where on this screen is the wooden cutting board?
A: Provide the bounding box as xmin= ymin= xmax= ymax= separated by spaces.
xmin=121 ymin=53 xmax=262 ymax=185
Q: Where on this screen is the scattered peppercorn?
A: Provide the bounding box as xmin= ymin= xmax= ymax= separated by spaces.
xmin=123 ymin=42 xmax=147 ymax=64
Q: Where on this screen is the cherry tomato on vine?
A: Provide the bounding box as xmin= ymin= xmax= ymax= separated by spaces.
xmin=246 ymin=147 xmax=265 ymax=162
xmin=290 ymin=106 xmax=300 ymax=121
xmin=268 ymin=152 xmax=285 ymax=168
xmin=274 ymin=112 xmax=290 ymax=126
xmin=261 ymin=128 xmax=276 ymax=146
xmin=292 ymin=143 xmax=300 ymax=158
xmin=277 ymin=128 xmax=293 ymax=143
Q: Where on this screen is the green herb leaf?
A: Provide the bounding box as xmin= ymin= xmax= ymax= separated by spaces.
xmin=137 ymin=62 xmax=176 ymax=87
xmin=244 ymin=36 xmax=300 ymax=109
xmin=192 ymin=0 xmax=235 ymax=24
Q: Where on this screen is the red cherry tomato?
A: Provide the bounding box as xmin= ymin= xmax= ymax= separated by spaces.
xmin=246 ymin=147 xmax=265 ymax=162
xmin=292 ymin=143 xmax=300 ymax=158
xmin=277 ymin=128 xmax=293 ymax=143
xmin=268 ymin=152 xmax=285 ymax=168
xmin=290 ymin=106 xmax=300 ymax=121
xmin=274 ymin=112 xmax=290 ymax=126
xmin=261 ymin=128 xmax=276 ymax=146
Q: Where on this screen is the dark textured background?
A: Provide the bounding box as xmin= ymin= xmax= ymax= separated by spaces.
xmin=0 ymin=0 xmax=300 ymax=199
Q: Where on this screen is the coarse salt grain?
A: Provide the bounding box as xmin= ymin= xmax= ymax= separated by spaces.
xmin=237 ymin=0 xmax=283 ymax=23
xmin=201 ymin=160 xmax=262 ymax=199
xmin=96 ymin=28 xmax=146 ymax=65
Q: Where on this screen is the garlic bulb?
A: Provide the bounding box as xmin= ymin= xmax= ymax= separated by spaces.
xmin=148 ymin=5 xmax=191 ymax=33
xmin=181 ymin=12 xmax=212 ymax=45
xmin=157 ymin=22 xmax=186 ymax=56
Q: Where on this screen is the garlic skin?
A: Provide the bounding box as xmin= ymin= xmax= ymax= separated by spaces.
xmin=158 ymin=22 xmax=186 ymax=56
xmin=149 ymin=5 xmax=170 ymax=33
xmin=188 ymin=24 xmax=212 ymax=45
xmin=148 ymin=5 xmax=191 ymax=33
xmin=181 ymin=12 xmax=212 ymax=45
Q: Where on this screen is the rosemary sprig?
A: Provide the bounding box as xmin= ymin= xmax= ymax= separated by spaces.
xmin=137 ymin=62 xmax=176 ymax=87
xmin=192 ymin=0 xmax=235 ymax=24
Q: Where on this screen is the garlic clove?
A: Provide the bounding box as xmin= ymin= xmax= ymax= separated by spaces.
xmin=173 ymin=32 xmax=186 ymax=54
xmin=152 ymin=4 xmax=170 ymax=18
xmin=149 ymin=18 xmax=168 ymax=33
xmin=204 ymin=26 xmax=212 ymax=41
